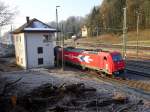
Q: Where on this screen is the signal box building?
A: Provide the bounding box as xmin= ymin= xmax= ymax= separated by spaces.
xmin=13 ymin=17 xmax=57 ymax=69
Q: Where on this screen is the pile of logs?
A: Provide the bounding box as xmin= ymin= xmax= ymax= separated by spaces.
xmin=0 ymin=81 xmax=145 ymax=112
xmin=17 ymin=83 xmax=97 ymax=111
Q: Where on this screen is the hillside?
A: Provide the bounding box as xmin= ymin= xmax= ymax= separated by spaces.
xmin=77 ymin=29 xmax=150 ymax=46
xmin=86 ymin=0 xmax=150 ymax=37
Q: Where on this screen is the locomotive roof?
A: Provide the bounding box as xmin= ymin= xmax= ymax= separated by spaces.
xmin=64 ymin=47 xmax=122 ymax=56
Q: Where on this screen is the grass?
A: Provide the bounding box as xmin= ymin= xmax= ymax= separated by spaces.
xmin=76 ymin=29 xmax=150 ymax=46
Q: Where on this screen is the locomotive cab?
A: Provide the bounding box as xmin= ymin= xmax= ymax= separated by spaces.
xmin=111 ymin=52 xmax=125 ymax=75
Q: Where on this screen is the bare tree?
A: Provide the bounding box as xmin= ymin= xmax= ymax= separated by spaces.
xmin=0 ymin=1 xmax=16 ymax=27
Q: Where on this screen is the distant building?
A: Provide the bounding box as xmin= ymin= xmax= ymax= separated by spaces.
xmin=81 ymin=25 xmax=88 ymax=37
xmin=1 ymin=31 xmax=14 ymax=45
xmin=13 ymin=17 xmax=57 ymax=69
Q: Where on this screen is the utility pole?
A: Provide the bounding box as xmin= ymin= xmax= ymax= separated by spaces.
xmin=61 ymin=24 xmax=64 ymax=71
xmin=136 ymin=12 xmax=140 ymax=60
xmin=122 ymin=7 xmax=127 ymax=60
xmin=96 ymin=26 xmax=99 ymax=38
xmin=56 ymin=6 xmax=60 ymax=67
xmin=102 ymin=14 xmax=106 ymax=33
xmin=10 ymin=24 xmax=14 ymax=45
xmin=0 ymin=26 xmax=1 ymax=44
xmin=56 ymin=6 xmax=60 ymax=45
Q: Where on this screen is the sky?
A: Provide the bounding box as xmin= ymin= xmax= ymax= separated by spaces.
xmin=1 ymin=0 xmax=102 ymax=30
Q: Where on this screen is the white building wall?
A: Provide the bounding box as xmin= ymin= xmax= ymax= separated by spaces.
xmin=14 ymin=33 xmax=27 ymax=68
xmin=81 ymin=26 xmax=88 ymax=37
xmin=25 ymin=33 xmax=55 ymax=68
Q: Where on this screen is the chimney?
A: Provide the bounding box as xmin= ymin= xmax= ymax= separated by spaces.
xmin=26 ymin=16 xmax=30 ymax=24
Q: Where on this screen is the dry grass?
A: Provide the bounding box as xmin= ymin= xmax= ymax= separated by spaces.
xmin=77 ymin=29 xmax=150 ymax=46
xmin=76 ymin=34 xmax=121 ymax=45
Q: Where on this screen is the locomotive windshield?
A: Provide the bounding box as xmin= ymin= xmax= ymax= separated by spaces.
xmin=112 ymin=54 xmax=123 ymax=61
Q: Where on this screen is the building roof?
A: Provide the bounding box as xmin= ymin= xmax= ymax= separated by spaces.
xmin=13 ymin=18 xmax=57 ymax=34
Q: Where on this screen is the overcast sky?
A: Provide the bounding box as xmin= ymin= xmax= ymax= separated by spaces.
xmin=2 ymin=0 xmax=102 ymax=28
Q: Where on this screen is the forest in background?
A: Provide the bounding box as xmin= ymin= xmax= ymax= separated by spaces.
xmin=86 ymin=0 xmax=150 ymax=36
xmin=49 ymin=0 xmax=150 ymax=37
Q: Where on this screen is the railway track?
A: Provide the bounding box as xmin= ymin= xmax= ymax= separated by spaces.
xmin=80 ymin=70 xmax=150 ymax=96
xmin=76 ymin=42 xmax=150 ymax=51
xmin=127 ymin=60 xmax=150 ymax=65
xmin=126 ymin=60 xmax=150 ymax=77
xmin=126 ymin=69 xmax=150 ymax=79
xmin=127 ymin=55 xmax=150 ymax=60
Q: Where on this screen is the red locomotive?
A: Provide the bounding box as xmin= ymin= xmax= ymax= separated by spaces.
xmin=55 ymin=46 xmax=125 ymax=76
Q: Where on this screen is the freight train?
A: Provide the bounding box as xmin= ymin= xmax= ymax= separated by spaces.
xmin=54 ymin=46 xmax=125 ymax=76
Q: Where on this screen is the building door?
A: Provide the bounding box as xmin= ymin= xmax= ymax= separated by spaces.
xmin=103 ymin=56 xmax=108 ymax=72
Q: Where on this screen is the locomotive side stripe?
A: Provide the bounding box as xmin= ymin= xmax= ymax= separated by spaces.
xmin=64 ymin=54 xmax=93 ymax=63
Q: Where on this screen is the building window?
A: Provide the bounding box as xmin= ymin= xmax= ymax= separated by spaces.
xmin=38 ymin=58 xmax=43 ymax=65
xmin=21 ymin=58 xmax=23 ymax=64
xmin=37 ymin=47 xmax=43 ymax=54
xmin=17 ymin=56 xmax=19 ymax=62
xmin=20 ymin=36 xmax=21 ymax=42
xmin=16 ymin=36 xmax=18 ymax=42
xmin=43 ymin=34 xmax=52 ymax=42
